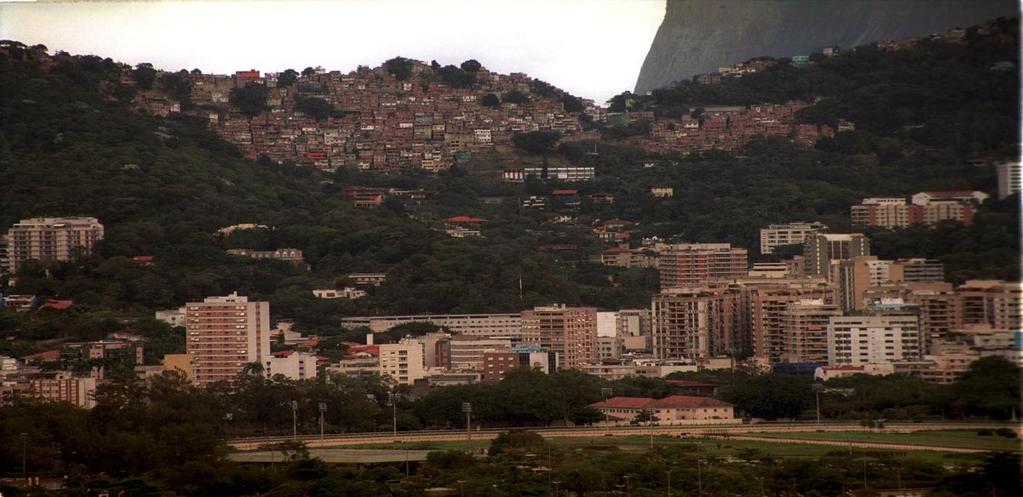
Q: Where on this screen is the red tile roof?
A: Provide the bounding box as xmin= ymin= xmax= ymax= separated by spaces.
xmin=446 ymin=215 xmax=486 ymax=224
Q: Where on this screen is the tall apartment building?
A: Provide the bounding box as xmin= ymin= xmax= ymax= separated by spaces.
xmin=378 ymin=340 xmax=426 ymax=386
xmin=185 ymin=292 xmax=271 ymax=386
xmin=827 ymin=308 xmax=923 ymax=366
xmin=803 ymin=233 xmax=870 ymax=279
xmin=995 ymin=161 xmax=1021 ymax=199
xmin=781 ymin=300 xmax=842 ymax=364
xmin=28 ymin=372 xmax=97 ymax=409
xmin=520 ymin=305 xmax=597 ymax=369
xmin=658 ymin=243 xmax=748 ymax=290
xmin=864 ymin=282 xmax=959 ymax=352
xmin=651 ymin=285 xmax=747 ymax=361
xmin=759 ymin=222 xmax=828 ymax=255
xmin=748 ymin=277 xmax=837 ymax=363
xmin=957 ymin=280 xmax=1022 ymax=331
xmin=4 ymin=217 xmax=104 ymax=273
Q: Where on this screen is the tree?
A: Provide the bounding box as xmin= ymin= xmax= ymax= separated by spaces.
xmin=503 ymin=89 xmax=529 ymax=104
xmin=294 ymin=96 xmax=335 ymax=121
xmin=437 ymin=65 xmax=476 ymax=88
xmin=953 ymin=356 xmax=1021 ymax=419
xmin=383 ymin=57 xmax=414 ymax=81
xmin=562 ymin=94 xmax=585 ymax=113
xmin=512 ymin=131 xmax=561 ymax=156
xmin=278 ymin=69 xmax=299 ymax=87
xmin=132 ymin=62 xmax=157 ymax=90
xmin=481 ymin=93 xmax=501 ymax=107
xmin=301 ymin=67 xmax=316 ymax=76
xmin=460 ymin=59 xmax=482 ymax=72
xmin=719 ymin=373 xmax=813 ymax=419
xmin=229 ymin=83 xmax=269 ymax=118
xmin=488 ymin=429 xmax=545 ymax=456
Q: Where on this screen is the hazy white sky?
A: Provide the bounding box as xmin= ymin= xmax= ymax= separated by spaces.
xmin=0 ymin=0 xmax=666 ymax=103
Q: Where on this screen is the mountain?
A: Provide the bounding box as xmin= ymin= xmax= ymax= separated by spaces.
xmin=635 ymin=0 xmax=1018 ymax=94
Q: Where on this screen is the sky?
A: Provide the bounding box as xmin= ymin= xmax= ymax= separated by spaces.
xmin=0 ymin=0 xmax=666 ymax=104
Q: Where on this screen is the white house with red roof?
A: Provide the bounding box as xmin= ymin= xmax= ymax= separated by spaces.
xmin=589 ymin=395 xmax=737 ymax=425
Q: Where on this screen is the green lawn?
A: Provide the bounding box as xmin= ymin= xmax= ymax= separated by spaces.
xmin=750 ymin=430 xmax=1022 ymax=452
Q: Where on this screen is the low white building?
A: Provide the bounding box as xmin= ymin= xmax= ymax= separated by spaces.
xmin=154 ymin=307 xmax=187 ymax=327
xmin=312 ymin=287 xmax=367 ymax=299
xmin=378 ymin=340 xmax=427 ymax=386
xmin=264 ymin=351 xmax=320 ymax=380
xmin=827 ymin=312 xmax=923 ymax=366
xmin=589 ymin=395 xmax=736 ymax=424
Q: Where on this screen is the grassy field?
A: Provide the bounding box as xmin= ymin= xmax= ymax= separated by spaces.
xmin=750 ymin=430 xmax=1022 ymax=452
xmin=333 ymin=433 xmax=992 ymax=466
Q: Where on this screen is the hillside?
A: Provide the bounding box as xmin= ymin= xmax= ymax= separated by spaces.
xmin=635 ymin=0 xmax=1018 ymax=94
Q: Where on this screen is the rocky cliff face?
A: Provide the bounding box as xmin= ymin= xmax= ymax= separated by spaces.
xmin=635 ymin=0 xmax=1018 ymax=94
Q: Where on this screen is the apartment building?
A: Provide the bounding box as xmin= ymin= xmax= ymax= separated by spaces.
xmin=995 ymin=161 xmax=1021 ymax=199
xmin=651 ymin=285 xmax=746 ymax=360
xmin=481 ymin=346 xmax=558 ymax=382
xmin=520 ymin=305 xmax=597 ymax=369
xmin=185 ymin=292 xmax=271 ymax=386
xmin=378 ymin=340 xmax=426 ymax=385
xmin=957 ymin=280 xmax=1022 ymax=331
xmin=264 ymin=351 xmax=319 ymax=380
xmin=850 ymin=198 xmax=910 ymax=228
xmin=827 ymin=309 xmax=923 ymax=366
xmin=781 ymin=300 xmax=842 ymax=364
xmin=748 ymin=277 xmax=837 ymax=363
xmin=4 ymin=217 xmax=104 ymax=273
xmin=28 ymin=372 xmax=97 ymax=409
xmin=803 ymin=233 xmax=870 ymax=279
xmin=657 ymin=243 xmax=748 ymax=290
xmin=864 ymin=282 xmax=959 ymax=352
xmin=447 ymin=335 xmax=512 ymax=370
xmin=851 ymin=192 xmax=987 ymax=229
xmin=759 ymin=222 xmax=828 ymax=255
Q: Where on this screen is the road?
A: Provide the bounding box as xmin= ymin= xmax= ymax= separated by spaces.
xmin=229 ymin=421 xmax=1019 ymax=451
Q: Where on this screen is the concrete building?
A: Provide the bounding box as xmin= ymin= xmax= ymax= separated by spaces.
xmin=781 ymin=300 xmax=842 ymax=364
xmin=651 ymin=285 xmax=746 ymax=361
xmin=155 ymin=307 xmax=187 ymax=327
xmin=520 ymin=305 xmax=597 ymax=369
xmin=597 ymin=311 xmax=619 ymax=338
xmin=481 ymin=346 xmax=558 ymax=382
xmin=4 ymin=217 xmax=104 ymax=273
xmin=617 ymin=309 xmax=652 ymax=337
xmin=185 ymin=292 xmax=271 ymax=386
xmin=312 ymin=287 xmax=367 ymax=299
xmin=264 ymin=351 xmax=320 ymax=380
xmin=378 ymin=340 xmax=427 ymax=386
xmin=850 ymin=198 xmax=910 ymax=228
xmin=995 ymin=161 xmax=1021 ymax=199
xmin=957 ymin=280 xmax=1022 ymax=332
xmin=597 ymin=336 xmax=625 ymax=361
xmin=827 ymin=310 xmax=923 ymax=366
xmin=748 ymin=278 xmax=837 ymax=363
xmin=447 ymin=335 xmax=511 ymax=371
xmin=589 ymin=396 xmax=736 ymax=424
xmin=657 ymin=243 xmax=748 ymax=290
xmin=28 ymin=372 xmax=97 ymax=409
xmin=341 ymin=313 xmax=522 ymax=341
xmin=895 ymin=258 xmax=945 ymax=282
xmin=162 ymin=353 xmax=194 ymax=382
xmin=803 ymin=233 xmax=870 ymax=279
xmin=759 ymin=221 xmax=828 ymax=255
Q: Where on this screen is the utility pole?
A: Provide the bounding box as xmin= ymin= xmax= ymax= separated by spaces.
xmin=462 ymin=402 xmax=472 ymax=442
xmin=21 ymin=432 xmax=28 ymax=480
xmin=390 ymin=392 xmax=399 ymax=441
xmin=291 ymin=400 xmax=298 ymax=440
xmin=624 ymin=475 xmax=632 ymax=497
xmin=548 ymin=445 xmax=553 ymax=487
xmin=696 ymin=443 xmax=703 ymax=497
xmin=666 ymin=469 xmax=672 ymax=497
xmin=318 ymin=402 xmax=327 ymax=440
xmin=813 ymin=382 xmax=824 ymax=425
xmin=601 ymin=387 xmax=613 ymax=429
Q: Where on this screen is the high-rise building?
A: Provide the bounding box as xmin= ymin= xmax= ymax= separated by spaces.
xmin=803 ymin=233 xmax=870 ymax=279
xmin=781 ymin=300 xmax=842 ymax=364
xmin=520 ymin=305 xmax=597 ymax=369
xmin=448 ymin=335 xmax=511 ymax=370
xmin=957 ymin=280 xmax=1022 ymax=331
xmin=185 ymin=292 xmax=271 ymax=386
xmin=759 ymin=221 xmax=828 ymax=255
xmin=864 ymin=282 xmax=959 ymax=352
xmin=617 ymin=309 xmax=651 ymax=337
xmin=995 ymin=162 xmax=1021 ymax=199
xmin=850 ymin=198 xmax=909 ymax=228
xmin=651 ymin=285 xmax=746 ymax=361
xmin=4 ymin=217 xmax=104 ymax=273
xmin=747 ymin=277 xmax=836 ymax=363
xmin=893 ymin=258 xmax=945 ymax=282
xmin=851 ymin=192 xmax=987 ymax=229
xmin=827 ymin=307 xmax=923 ymax=366
xmin=657 ymin=243 xmax=748 ymax=290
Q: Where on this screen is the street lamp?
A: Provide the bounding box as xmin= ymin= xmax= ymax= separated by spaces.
xmin=389 ymin=392 xmax=400 ymax=441
xmin=291 ymin=400 xmax=299 ymax=439
xmin=812 ymin=382 xmax=824 ymax=425
xmin=552 ymin=480 xmax=560 ymax=497
xmin=462 ymin=402 xmax=473 ymax=442
xmin=21 ymin=432 xmax=28 ymax=480
xmin=600 ymin=387 xmax=613 ymax=428
xmin=666 ymin=469 xmax=672 ymax=497
xmin=318 ymin=402 xmax=327 ymax=440
xmin=623 ymin=475 xmax=632 ymax=497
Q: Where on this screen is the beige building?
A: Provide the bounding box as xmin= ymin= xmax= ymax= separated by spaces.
xmin=185 ymin=292 xmax=271 ymax=386
xmin=803 ymin=233 xmax=870 ymax=279
xmin=589 ymin=395 xmax=736 ymax=424
xmin=341 ymin=313 xmax=522 ymax=341
xmin=782 ymin=300 xmax=842 ymax=364
xmin=850 ymin=198 xmax=910 ymax=228
xmin=657 ymin=243 xmax=748 ymax=290
xmin=29 ymin=372 xmax=97 ymax=409
xmin=4 ymin=217 xmax=104 ymax=273
xmin=162 ymin=353 xmax=195 ymax=383
xmin=651 ymin=285 xmax=746 ymax=360
xmin=995 ymin=161 xmax=1021 ymax=199
xmin=957 ymin=280 xmax=1022 ymax=332
xmin=447 ymin=335 xmax=511 ymax=371
xmin=378 ymin=340 xmax=426 ymax=385
xmin=264 ymin=351 xmax=320 ymax=380
xmin=759 ymin=221 xmax=828 ymax=255
xmin=747 ymin=278 xmax=836 ymax=363
xmin=520 ymin=305 xmax=597 ymax=369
